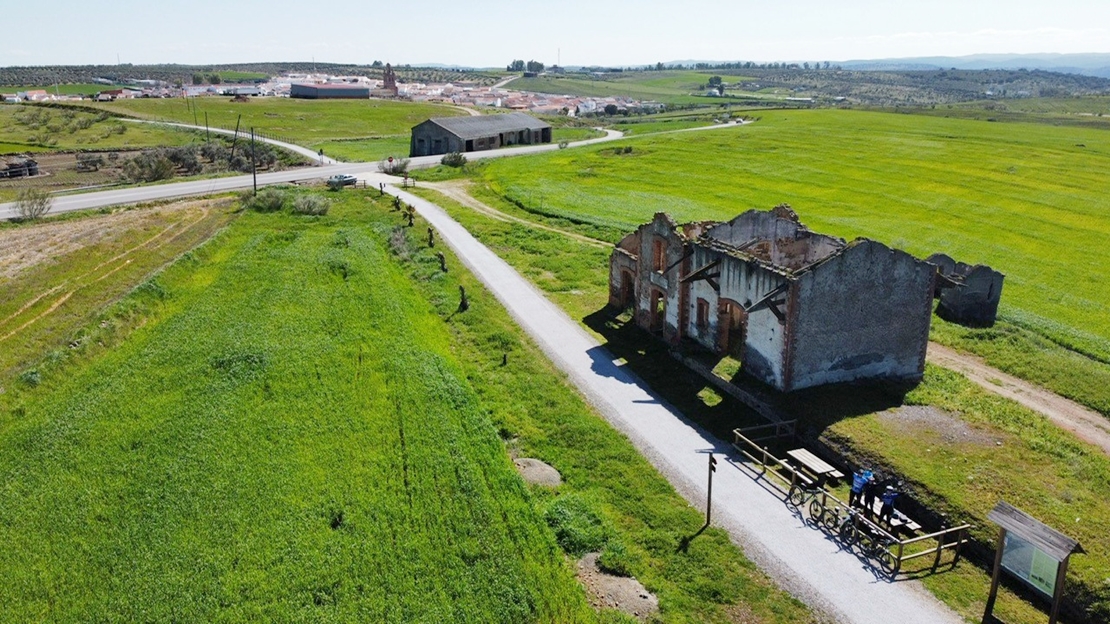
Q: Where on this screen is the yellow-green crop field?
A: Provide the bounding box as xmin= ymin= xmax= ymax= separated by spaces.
xmin=474 ymin=108 xmax=1110 ymax=380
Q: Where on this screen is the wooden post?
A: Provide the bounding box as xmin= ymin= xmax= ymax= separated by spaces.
xmin=933 ymin=519 xmax=948 ymax=571
xmin=706 ymin=453 xmax=717 ymax=526
xmin=982 ymin=528 xmax=1007 ymax=624
xmin=1048 ymin=556 xmax=1070 ymax=624
xmin=250 ymin=128 xmax=257 ymax=196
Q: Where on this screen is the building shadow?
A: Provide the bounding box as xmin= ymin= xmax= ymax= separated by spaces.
xmin=583 ymin=306 xmax=912 ymax=443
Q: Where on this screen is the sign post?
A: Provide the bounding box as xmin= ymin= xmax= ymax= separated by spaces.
xmin=706 ymin=453 xmax=717 ymax=526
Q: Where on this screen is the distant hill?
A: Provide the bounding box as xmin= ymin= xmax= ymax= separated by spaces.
xmin=838 ymin=53 xmax=1110 ymax=78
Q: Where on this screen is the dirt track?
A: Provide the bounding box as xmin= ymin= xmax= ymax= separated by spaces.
xmin=926 ymin=343 xmax=1110 ymax=454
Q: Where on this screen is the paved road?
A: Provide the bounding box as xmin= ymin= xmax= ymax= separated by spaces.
xmin=0 ymin=128 xmax=624 ymax=220
xmin=389 ymin=184 xmax=963 ymax=624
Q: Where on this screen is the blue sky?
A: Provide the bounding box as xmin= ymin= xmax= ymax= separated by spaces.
xmin=4 ymin=0 xmax=1109 ymax=67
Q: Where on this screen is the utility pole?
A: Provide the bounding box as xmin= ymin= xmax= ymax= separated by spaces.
xmin=706 ymin=453 xmax=718 ymax=526
xmin=230 ymin=114 xmax=242 ymax=159
xmin=251 ymin=127 xmax=257 ymax=195
xmin=204 ymin=112 xmax=209 ymax=143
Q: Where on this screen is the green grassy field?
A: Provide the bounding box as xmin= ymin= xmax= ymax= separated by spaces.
xmin=0 ymin=191 xmax=815 ymax=623
xmin=71 ymin=97 xmax=465 ymax=162
xmin=0 ymin=104 xmax=203 ymax=152
xmin=1 ymin=84 xmax=128 ymax=96
xmin=0 ymin=200 xmax=236 ymax=389
xmin=411 ymin=183 xmax=1110 ymax=623
xmin=470 ymin=109 xmax=1110 ymax=408
xmin=0 ymin=196 xmax=589 ymax=622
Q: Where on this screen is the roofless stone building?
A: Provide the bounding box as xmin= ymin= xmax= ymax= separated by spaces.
xmin=609 ymin=206 xmax=937 ymax=392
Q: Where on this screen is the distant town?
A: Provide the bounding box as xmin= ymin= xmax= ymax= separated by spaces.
xmin=1 ymin=69 xmax=666 ymax=118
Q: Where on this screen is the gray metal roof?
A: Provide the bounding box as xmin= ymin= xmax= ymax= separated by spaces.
xmin=420 ymin=112 xmax=550 ymax=139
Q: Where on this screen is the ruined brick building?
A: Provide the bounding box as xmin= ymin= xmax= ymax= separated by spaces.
xmin=609 ymin=206 xmax=937 ymax=392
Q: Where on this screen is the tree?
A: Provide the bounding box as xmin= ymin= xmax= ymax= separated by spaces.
xmin=604 ymin=104 xmax=618 ymax=116
xmin=15 ymin=187 xmax=53 ymax=220
xmin=122 ymin=151 xmax=176 ymax=182
xmin=525 ymin=60 xmax=545 ymax=73
xmin=371 ymin=60 xmax=383 ymax=68
xmin=208 ymin=73 xmax=221 ymax=84
xmin=655 ymin=62 xmax=664 ymax=71
xmin=192 ymin=73 xmax=204 ymax=85
xmin=717 ymin=84 xmax=725 ymax=96
xmin=708 ymin=75 xmax=723 ymax=87
xmin=803 ymin=62 xmax=810 ymax=70
xmin=507 ymin=60 xmax=525 ymax=72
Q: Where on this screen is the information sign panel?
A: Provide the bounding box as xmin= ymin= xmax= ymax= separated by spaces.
xmin=1001 ymin=532 xmax=1059 ymax=598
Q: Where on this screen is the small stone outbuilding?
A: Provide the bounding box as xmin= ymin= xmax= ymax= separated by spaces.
xmin=928 ymin=253 xmax=1004 ymax=326
xmin=409 ymin=112 xmax=552 ymax=157
xmin=609 ymin=206 xmax=936 ymax=392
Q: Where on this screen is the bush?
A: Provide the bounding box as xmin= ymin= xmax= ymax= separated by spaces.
xmin=15 ymin=187 xmax=54 ymax=220
xmin=597 ymin=540 xmax=636 ymax=577
xmin=292 ymin=194 xmax=328 ymax=216
xmin=244 ymin=188 xmax=286 ymax=212
xmin=544 ymin=495 xmax=607 ymax=556
xmin=558 ymin=141 xmax=569 ymax=149
xmin=440 ymin=152 xmax=467 ymax=167
xmin=121 ymin=151 xmax=175 ymax=182
xmin=378 ymin=156 xmax=410 ymax=175
xmin=19 ymin=369 xmax=42 ymax=387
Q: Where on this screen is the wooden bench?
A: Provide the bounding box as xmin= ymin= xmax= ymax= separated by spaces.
xmin=786 ymin=448 xmax=845 ymax=482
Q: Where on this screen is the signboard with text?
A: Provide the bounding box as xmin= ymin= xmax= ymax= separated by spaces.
xmin=1001 ymin=529 xmax=1060 ymax=598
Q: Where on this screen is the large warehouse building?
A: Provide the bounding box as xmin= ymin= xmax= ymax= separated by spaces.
xmin=290 ymin=83 xmax=370 ymax=99
xmin=410 ymin=112 xmax=552 ymax=157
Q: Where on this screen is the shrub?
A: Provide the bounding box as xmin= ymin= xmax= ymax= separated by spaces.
xmin=292 ymin=194 xmax=328 ymax=216
xmin=378 ymin=156 xmax=410 ymax=175
xmin=441 ymin=151 xmax=467 ymax=167
xmin=121 ymin=151 xmax=175 ymax=182
xmin=19 ymin=369 xmax=42 ymax=388
xmin=15 ymin=187 xmax=54 ymax=220
xmin=244 ymin=188 xmax=286 ymax=212
xmin=544 ymin=494 xmax=606 ymax=556
xmin=597 ymin=540 xmax=636 ymax=577
xmin=558 ymin=141 xmax=569 ymax=149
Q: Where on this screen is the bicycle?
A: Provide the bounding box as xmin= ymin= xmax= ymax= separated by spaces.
xmin=786 ymin=483 xmax=827 ymax=525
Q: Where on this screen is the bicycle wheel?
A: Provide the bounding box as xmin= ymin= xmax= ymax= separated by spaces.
xmin=822 ymin=508 xmax=841 ymax=531
xmin=787 ymin=485 xmax=806 ymax=507
xmin=857 ymin=532 xmax=876 ymax=555
xmin=838 ymin=519 xmax=857 ymax=546
xmin=877 ymin=540 xmax=899 ymax=577
xmin=808 ymin=498 xmax=825 ymax=523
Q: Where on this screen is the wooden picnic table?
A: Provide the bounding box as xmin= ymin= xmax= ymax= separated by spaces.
xmin=786 ymin=448 xmax=845 ymax=481
xmin=865 ymin=497 xmax=923 ymax=534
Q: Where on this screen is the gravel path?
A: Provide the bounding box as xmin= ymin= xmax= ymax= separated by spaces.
xmin=388 ymin=183 xmax=964 ymax=624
